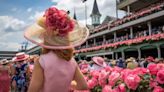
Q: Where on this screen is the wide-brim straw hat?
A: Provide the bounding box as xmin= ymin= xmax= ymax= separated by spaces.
xmin=12 ymin=52 xmax=29 ymax=62
xmin=110 ymin=59 xmax=116 ymax=65
xmin=126 ymin=57 xmax=136 ymax=63
xmin=24 ymin=8 xmax=89 ymax=50
xmin=0 ymin=59 xmax=10 ymax=65
xmin=155 ymin=58 xmax=163 ymax=63
xmin=92 ymin=57 xmax=107 ymax=67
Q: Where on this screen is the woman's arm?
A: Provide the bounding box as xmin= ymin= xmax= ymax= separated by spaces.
xmin=72 ymin=67 xmax=88 ymax=90
xmin=28 ymin=58 xmax=44 ymax=92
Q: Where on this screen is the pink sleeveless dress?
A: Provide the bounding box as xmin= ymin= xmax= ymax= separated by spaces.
xmin=39 ymin=51 xmax=77 ymax=92
xmin=0 ymin=66 xmax=11 ymax=92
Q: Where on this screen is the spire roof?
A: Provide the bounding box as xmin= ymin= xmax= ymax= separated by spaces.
xmin=73 ymin=8 xmax=77 ymax=20
xmin=91 ymin=0 xmax=101 ymax=16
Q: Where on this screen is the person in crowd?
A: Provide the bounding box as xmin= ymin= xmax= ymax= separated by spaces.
xmin=0 ymin=59 xmax=11 ymax=92
xmin=141 ymin=57 xmax=149 ymax=68
xmin=154 ymin=58 xmax=160 ymax=64
xmin=27 ymin=55 xmax=39 ymax=81
xmin=90 ymin=57 xmax=107 ymax=70
xmin=162 ymin=25 xmax=164 ymax=32
xmin=154 ymin=58 xmax=164 ymax=64
xmin=78 ymin=60 xmax=88 ymax=70
xmin=109 ymin=59 xmax=116 ymax=67
xmin=25 ymin=7 xmax=89 ymax=92
xmin=117 ymin=58 xmax=125 ymax=68
xmin=158 ymin=58 xmax=164 ymax=63
xmin=12 ymin=52 xmax=30 ymax=92
xmin=126 ymin=57 xmax=138 ymax=69
xmin=138 ymin=58 xmax=145 ymax=67
xmin=146 ymin=56 xmax=155 ymax=66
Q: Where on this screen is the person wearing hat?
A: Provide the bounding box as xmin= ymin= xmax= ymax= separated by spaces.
xmin=26 ymin=55 xmax=40 ymax=82
xmin=25 ymin=7 xmax=89 ymax=92
xmin=145 ymin=56 xmax=155 ymax=67
xmin=109 ymin=59 xmax=116 ymax=67
xmin=11 ymin=52 xmax=30 ymax=92
xmin=126 ymin=57 xmax=138 ymax=69
xmin=116 ymin=58 xmax=125 ymax=68
xmin=90 ymin=57 xmax=107 ymax=70
xmin=0 ymin=59 xmax=12 ymax=92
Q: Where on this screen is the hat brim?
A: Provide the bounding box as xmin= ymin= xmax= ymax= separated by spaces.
xmin=24 ymin=22 xmax=89 ymax=49
xmin=92 ymin=57 xmax=107 ymax=67
xmin=1 ymin=61 xmax=10 ymax=65
xmin=12 ymin=55 xmax=29 ymax=62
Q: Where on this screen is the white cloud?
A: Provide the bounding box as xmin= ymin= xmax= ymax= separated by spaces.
xmin=0 ymin=33 xmax=22 ymax=51
xmin=27 ymin=8 xmax=32 ymax=12
xmin=0 ymin=16 xmax=26 ymax=32
xmin=0 ymin=16 xmax=28 ymax=51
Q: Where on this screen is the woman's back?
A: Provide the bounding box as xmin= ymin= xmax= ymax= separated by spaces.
xmin=39 ymin=51 xmax=77 ymax=92
xmin=0 ymin=66 xmax=11 ymax=92
xmin=0 ymin=66 xmax=10 ymax=81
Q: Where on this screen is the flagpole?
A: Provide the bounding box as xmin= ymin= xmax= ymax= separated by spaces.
xmin=85 ymin=2 xmax=87 ymax=25
xmin=116 ymin=0 xmax=118 ymax=18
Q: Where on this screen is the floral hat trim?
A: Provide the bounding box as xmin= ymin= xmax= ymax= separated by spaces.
xmin=44 ymin=7 xmax=75 ymax=36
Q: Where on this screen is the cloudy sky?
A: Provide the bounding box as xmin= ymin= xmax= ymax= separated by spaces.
xmin=0 ymin=0 xmax=125 ymax=51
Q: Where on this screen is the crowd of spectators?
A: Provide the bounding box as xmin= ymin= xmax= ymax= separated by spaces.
xmin=78 ymin=25 xmax=164 ymax=50
xmin=91 ymin=1 xmax=164 ymax=34
xmin=78 ymin=56 xmax=164 ymax=70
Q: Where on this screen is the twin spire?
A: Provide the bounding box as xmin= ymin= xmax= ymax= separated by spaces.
xmin=73 ymin=0 xmax=101 ymax=26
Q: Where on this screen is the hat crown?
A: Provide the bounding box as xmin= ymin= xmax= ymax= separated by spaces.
xmin=16 ymin=52 xmax=25 ymax=56
xmin=97 ymin=58 xmax=103 ymax=64
xmin=16 ymin=52 xmax=26 ymax=59
xmin=0 ymin=59 xmax=9 ymax=65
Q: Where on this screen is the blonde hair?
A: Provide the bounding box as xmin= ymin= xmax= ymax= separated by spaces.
xmin=42 ymin=48 xmax=74 ymax=61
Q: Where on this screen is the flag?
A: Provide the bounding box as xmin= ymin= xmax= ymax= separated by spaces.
xmin=82 ymin=0 xmax=87 ymax=3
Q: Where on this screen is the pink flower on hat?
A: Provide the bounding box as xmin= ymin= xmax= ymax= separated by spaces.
xmin=156 ymin=69 xmax=164 ymax=84
xmin=44 ymin=7 xmax=75 ymax=36
xmin=124 ymin=74 xmax=141 ymax=90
